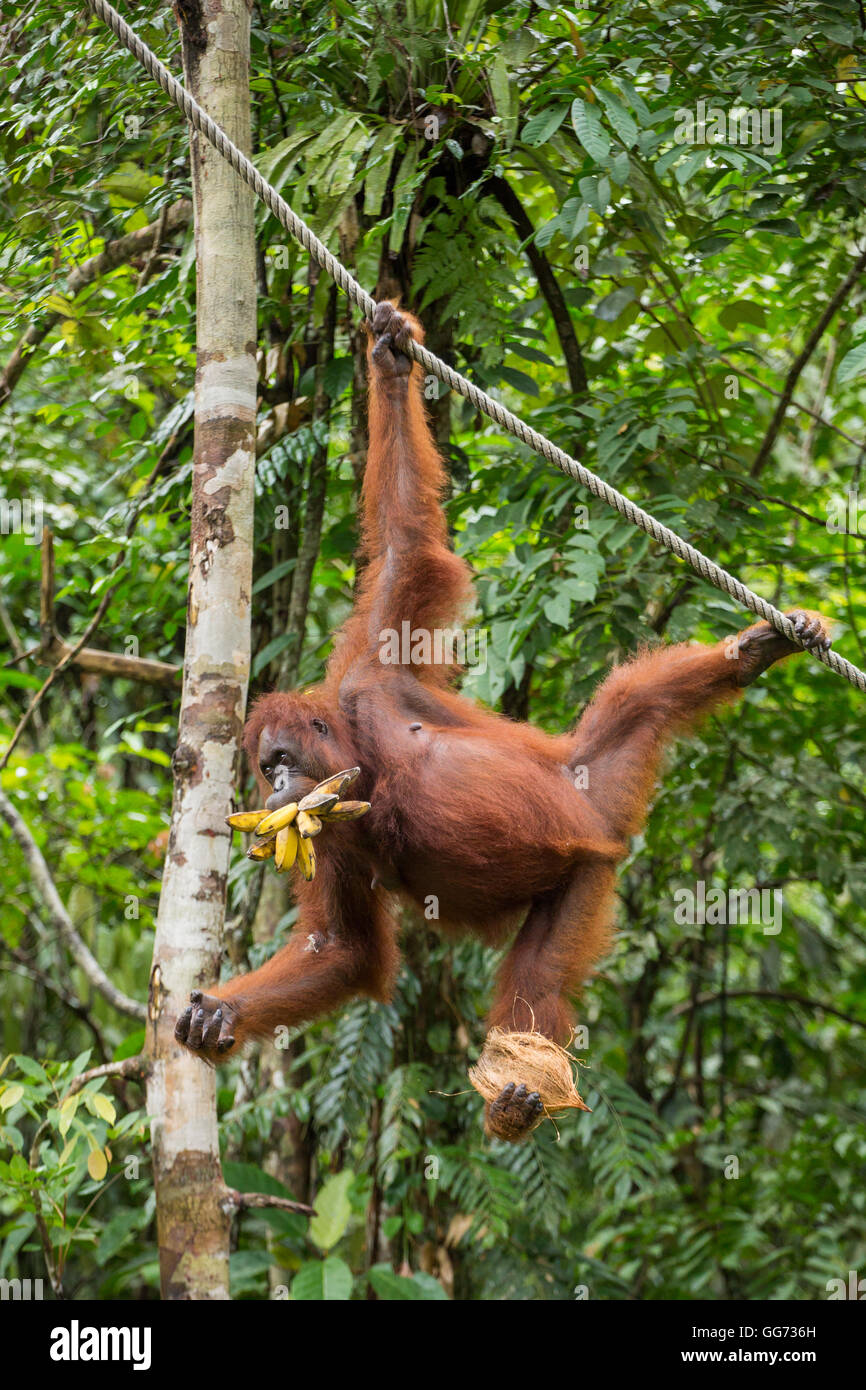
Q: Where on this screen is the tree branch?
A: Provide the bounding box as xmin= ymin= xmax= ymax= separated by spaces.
xmin=672 ymin=988 xmax=865 ymax=1030
xmin=3 ymin=435 xmax=180 ymax=768
xmin=711 ymin=352 xmax=863 ymax=449
xmin=0 ymin=199 xmax=193 ymax=408
xmin=0 ymin=789 xmax=146 ymax=1021
xmin=38 ymin=531 xmax=180 ymax=685
xmin=223 ymin=1188 xmax=315 ymax=1218
xmin=1 ymin=948 xmax=108 ymax=1055
xmin=63 ymin=1054 xmax=149 ymax=1098
xmin=487 ymin=174 xmax=589 ymax=401
xmin=749 ymin=244 xmax=866 ymax=477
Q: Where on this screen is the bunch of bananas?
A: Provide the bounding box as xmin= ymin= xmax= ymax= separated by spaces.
xmin=226 ymin=767 xmax=370 ymax=882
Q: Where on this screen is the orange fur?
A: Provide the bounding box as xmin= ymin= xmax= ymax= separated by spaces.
xmin=180 ymin=302 xmax=827 ymax=1091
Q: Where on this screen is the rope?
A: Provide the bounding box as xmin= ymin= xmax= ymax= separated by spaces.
xmin=86 ymin=0 xmax=866 ymax=693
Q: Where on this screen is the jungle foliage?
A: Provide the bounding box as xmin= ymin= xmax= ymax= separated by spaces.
xmin=1 ymin=0 xmax=865 ymax=1300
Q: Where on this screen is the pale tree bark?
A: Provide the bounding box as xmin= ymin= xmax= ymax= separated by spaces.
xmin=146 ymin=0 xmax=257 ymax=1301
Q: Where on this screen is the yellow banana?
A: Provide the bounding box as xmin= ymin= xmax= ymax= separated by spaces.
xmin=226 ymin=810 xmax=267 ymax=832
xmin=324 ymin=800 xmax=371 ymax=821
xmin=255 ymin=801 xmax=299 ymax=838
xmin=297 ymin=834 xmax=316 ymax=881
xmin=297 ymin=811 xmax=323 ymax=839
xmin=227 ymin=768 xmax=367 ymax=884
xmin=312 ymin=766 xmax=361 ymax=799
xmin=275 ymin=824 xmax=299 ymax=871
xmin=298 ymin=789 xmax=339 ymax=815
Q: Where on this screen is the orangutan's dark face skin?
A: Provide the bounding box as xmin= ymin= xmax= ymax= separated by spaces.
xmin=257 ymin=723 xmax=321 ymax=809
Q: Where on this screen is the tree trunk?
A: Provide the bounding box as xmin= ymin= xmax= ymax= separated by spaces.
xmin=146 ymin=0 xmax=257 ymax=1301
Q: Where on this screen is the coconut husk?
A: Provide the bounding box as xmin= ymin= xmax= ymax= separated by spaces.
xmin=469 ymin=1028 xmax=590 ymax=1139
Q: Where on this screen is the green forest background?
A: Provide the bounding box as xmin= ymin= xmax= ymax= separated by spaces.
xmin=1 ymin=0 xmax=865 ymax=1300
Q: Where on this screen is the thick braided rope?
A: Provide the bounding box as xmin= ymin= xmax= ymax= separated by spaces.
xmin=87 ymin=0 xmax=866 ymax=692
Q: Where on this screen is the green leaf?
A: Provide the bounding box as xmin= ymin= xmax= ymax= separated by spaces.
xmin=91 ymin=1093 xmax=116 ymax=1124
xmin=499 ymin=366 xmax=539 ymax=396
xmin=97 ymin=1207 xmax=148 ymax=1267
xmin=368 ymin=1264 xmax=448 ymax=1300
xmin=323 ymin=356 xmax=354 ymax=399
xmin=571 ymin=98 xmax=611 ymax=162
xmin=12 ymin=1056 xmax=49 ymax=1083
xmin=390 ymin=142 xmax=419 ymax=249
xmin=675 ymin=149 xmax=706 ymax=186
xmin=0 ymin=669 xmax=42 ymax=691
xmin=308 ymin=1169 xmax=354 ymax=1251
xmin=753 ymin=217 xmax=801 ymax=237
xmin=222 ymin=1161 xmax=294 ymax=1198
xmin=522 ymin=105 xmax=568 ymax=147
xmin=490 ymin=53 xmax=517 ymax=146
xmin=252 ymin=632 xmax=293 ymax=677
xmin=363 ymin=126 xmax=399 ymax=215
xmin=594 ymin=287 xmax=635 ymax=322
xmin=543 ymin=592 xmax=571 ymax=627
xmin=609 ymin=150 xmax=631 ymax=185
xmin=113 ymin=1030 xmax=146 ymax=1062
xmin=837 ymin=340 xmax=866 ymax=383
xmin=718 ymin=300 xmax=767 ymax=331
xmin=0 ymin=1084 xmax=24 ymax=1111
xmin=58 ymin=1093 xmax=79 ymax=1135
xmin=252 ymin=559 xmax=295 ymax=596
xmin=595 ymin=89 xmax=638 ymax=149
xmin=292 ymin=1256 xmax=353 ymax=1300
xmin=258 ymin=130 xmax=317 ymax=192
